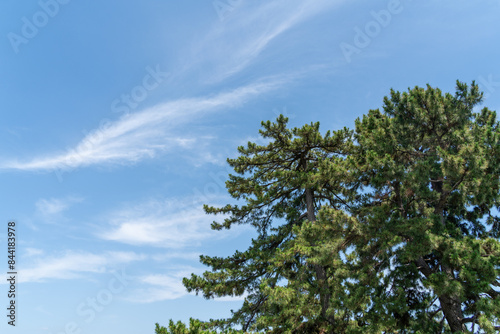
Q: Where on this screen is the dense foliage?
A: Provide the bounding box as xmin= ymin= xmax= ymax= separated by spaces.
xmin=157 ymin=81 xmax=500 ymax=333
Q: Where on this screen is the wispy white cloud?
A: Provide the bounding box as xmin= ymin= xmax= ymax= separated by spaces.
xmin=36 ymin=198 xmax=67 ymax=216
xmin=1 ymin=1 xmax=341 ymax=173
xmin=18 ymin=251 xmax=145 ymax=283
xmin=35 ymin=196 xmax=83 ymax=216
xmin=2 ymin=78 xmax=288 ymax=172
xmin=98 ymin=197 xmax=228 ymax=248
xmin=23 ymin=247 xmax=44 ymax=258
xmin=151 ymin=252 xmax=201 ymax=262
xmin=190 ymin=0 xmax=345 ymax=83
xmin=128 ymin=271 xmax=192 ymax=303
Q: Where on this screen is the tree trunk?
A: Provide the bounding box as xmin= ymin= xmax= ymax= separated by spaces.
xmin=437 ymin=262 xmax=466 ymax=333
xmin=416 ymin=260 xmax=466 ymax=331
xmin=433 ymin=189 xmax=466 ymax=333
xmin=305 ymin=188 xmax=335 ymax=327
xmin=439 ymin=293 xmax=466 ymax=332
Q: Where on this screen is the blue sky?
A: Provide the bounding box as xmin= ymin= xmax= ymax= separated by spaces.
xmin=0 ymin=0 xmax=499 ymax=333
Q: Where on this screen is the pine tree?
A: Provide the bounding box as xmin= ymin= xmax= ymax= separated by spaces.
xmin=182 ymin=116 xmax=352 ymax=332
xmin=345 ymin=81 xmax=500 ymax=332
